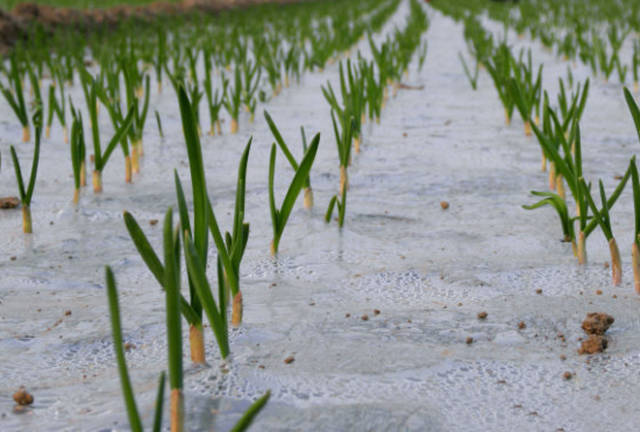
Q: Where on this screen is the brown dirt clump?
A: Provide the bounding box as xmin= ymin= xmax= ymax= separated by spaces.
xmin=0 ymin=197 xmax=20 ymax=209
xmin=578 ymin=334 xmax=608 ymax=355
xmin=477 ymin=311 xmax=487 ymax=320
xmin=581 ymin=313 xmax=614 ymax=335
xmin=13 ymin=387 xmax=34 ymax=406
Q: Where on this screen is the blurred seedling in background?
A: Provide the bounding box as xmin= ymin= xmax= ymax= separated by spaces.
xmin=264 ymin=110 xmax=315 ymax=209
xmin=10 ymin=108 xmax=42 ymax=233
xmin=459 ymin=52 xmax=480 ymax=90
xmin=268 ymin=131 xmax=320 ymax=256
xmin=1 ymin=54 xmax=30 ymax=142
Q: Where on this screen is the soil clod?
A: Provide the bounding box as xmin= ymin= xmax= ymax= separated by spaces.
xmin=465 ymin=336 xmax=473 ymax=345
xmin=578 ymin=334 xmax=608 ymax=355
xmin=477 ymin=311 xmax=488 ymax=320
xmin=13 ymin=387 xmax=33 ymax=406
xmin=0 ymin=197 xmax=19 ymax=209
xmin=581 ymin=313 xmax=614 ymax=335
xmin=398 ymin=83 xmax=424 ymax=90
xmin=563 ymin=371 xmax=572 ymax=380
xmin=440 ymin=201 xmax=449 ymax=210
xmin=284 ymin=356 xmax=295 ymax=364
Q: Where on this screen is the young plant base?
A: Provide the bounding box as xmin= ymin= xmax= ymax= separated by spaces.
xmin=556 ymin=176 xmax=565 ymax=199
xmin=633 ymin=242 xmax=640 ymax=294
xmin=189 ymin=324 xmax=205 ymax=364
xmin=131 ymin=145 xmax=140 ymax=174
xmin=22 ymin=126 xmax=30 ymax=143
xmin=22 ymin=206 xmax=32 ymax=234
xmin=304 ymin=187 xmax=314 ymax=209
xmin=578 ymin=231 xmax=587 ymax=264
xmin=609 ymin=238 xmax=622 ymax=286
xmin=232 ymin=291 xmax=243 ymax=327
xmin=340 ymin=166 xmax=348 ymax=196
xmin=125 ymin=156 xmax=132 ymax=183
xmin=170 ymin=389 xmax=184 ymax=432
xmin=93 ymin=171 xmax=103 ymax=193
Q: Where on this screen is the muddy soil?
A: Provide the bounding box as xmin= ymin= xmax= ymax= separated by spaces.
xmin=0 ymin=0 xmax=311 ymax=53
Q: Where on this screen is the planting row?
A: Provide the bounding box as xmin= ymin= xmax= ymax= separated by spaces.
xmin=2 ymin=0 xmax=402 ymax=232
xmin=434 ymin=0 xmax=640 ymax=87
xmin=433 ymin=0 xmax=640 ymax=293
xmin=0 ymin=0 xmax=431 ymax=429
xmin=107 ymin=1 xmax=429 ymax=428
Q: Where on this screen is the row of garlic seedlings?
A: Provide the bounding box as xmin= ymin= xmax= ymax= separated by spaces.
xmin=3 ymin=1 xmax=434 ymax=428
xmin=431 ymin=0 xmax=640 ymax=88
xmin=439 ymin=0 xmax=640 ymax=292
xmin=105 ymin=2 xmax=433 ymax=430
xmin=2 ymin=0 xmax=403 ymax=233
